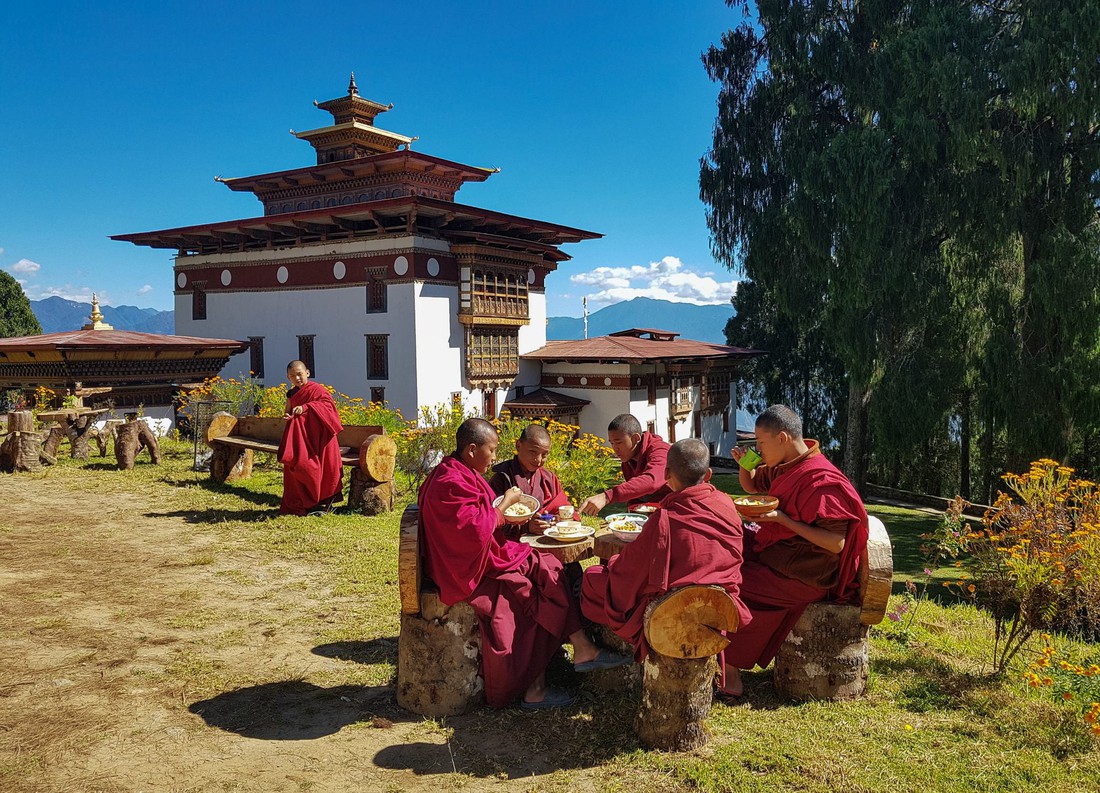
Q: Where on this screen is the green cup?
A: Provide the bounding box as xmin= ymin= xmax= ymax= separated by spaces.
xmin=738 ymin=448 xmax=762 ymax=471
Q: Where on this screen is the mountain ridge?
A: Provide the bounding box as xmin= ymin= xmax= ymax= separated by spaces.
xmin=547 ymin=297 xmax=733 ymax=344
xmin=30 ymin=296 xmax=174 ymax=335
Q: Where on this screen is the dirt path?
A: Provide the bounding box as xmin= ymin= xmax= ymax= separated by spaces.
xmin=0 ymin=473 xmax=604 ymax=793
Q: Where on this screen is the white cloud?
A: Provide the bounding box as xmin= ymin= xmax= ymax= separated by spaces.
xmin=10 ymin=258 xmax=41 ymax=275
xmin=570 ymin=256 xmax=738 ymax=307
xmin=137 ymin=284 xmax=154 ymax=295
xmin=25 ymin=285 xmax=108 ymax=304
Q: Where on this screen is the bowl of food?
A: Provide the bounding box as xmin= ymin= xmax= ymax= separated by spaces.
xmin=544 ymin=521 xmax=595 ymax=542
xmin=732 ymin=495 xmax=779 ymax=518
xmin=493 ymin=493 xmax=541 ymax=524
xmin=629 ymin=502 xmax=660 ymax=515
xmin=604 ymin=513 xmax=648 ymax=542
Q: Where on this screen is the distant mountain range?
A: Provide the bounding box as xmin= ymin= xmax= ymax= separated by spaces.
xmin=30 ymin=296 xmax=174 ymax=335
xmin=547 ymin=297 xmax=734 ymax=344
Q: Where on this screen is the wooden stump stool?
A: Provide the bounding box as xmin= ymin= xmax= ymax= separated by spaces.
xmin=396 ymin=505 xmax=485 ymax=716
xmin=773 ymin=515 xmax=893 ymax=701
xmin=115 ymin=419 xmax=162 ymax=471
xmin=347 ymin=433 xmax=397 ymax=515
xmin=635 ymin=585 xmax=740 ymax=751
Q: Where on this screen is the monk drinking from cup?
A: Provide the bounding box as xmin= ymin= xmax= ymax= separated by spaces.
xmin=418 ymin=418 xmax=631 ymax=709
xmin=579 ymin=414 xmax=670 ymax=516
xmin=723 ymin=405 xmax=868 ymax=697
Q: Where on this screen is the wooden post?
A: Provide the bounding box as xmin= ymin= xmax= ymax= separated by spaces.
xmin=42 ymin=424 xmax=66 ymax=460
xmin=7 ymin=411 xmax=35 ymax=433
xmin=634 ymin=586 xmax=740 ymax=752
xmin=773 ymin=603 xmax=870 ymax=701
xmin=69 ymin=414 xmax=97 ymax=460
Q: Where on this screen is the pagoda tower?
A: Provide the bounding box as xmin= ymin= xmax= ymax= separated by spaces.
xmin=114 ymin=78 xmax=599 ymax=419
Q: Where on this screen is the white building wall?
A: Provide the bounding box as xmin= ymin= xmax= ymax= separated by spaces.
xmin=410 ymin=281 xmax=466 ymax=419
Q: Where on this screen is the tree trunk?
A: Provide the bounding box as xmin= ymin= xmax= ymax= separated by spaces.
xmin=396 ymin=593 xmax=483 ymax=717
xmin=358 ymin=433 xmax=396 ymax=482
xmin=980 ymin=403 xmax=996 ymax=505
xmin=774 ymin=602 xmax=870 ymax=701
xmin=634 ymin=652 xmax=716 ymax=751
xmin=348 ymin=469 xmax=394 ymax=515
xmin=843 ymin=379 xmax=869 ymax=494
xmin=6 ymin=410 xmax=35 ymax=433
xmin=70 ymin=415 xmax=97 ymax=460
xmin=42 ymin=425 xmax=65 ymax=459
xmin=210 ymin=444 xmax=253 ymax=483
xmin=0 ymin=431 xmax=44 ymax=473
xmin=114 ymin=420 xmax=162 ymax=470
xmin=959 ymin=390 xmax=971 ymax=501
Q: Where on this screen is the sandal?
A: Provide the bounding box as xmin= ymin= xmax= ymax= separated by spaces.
xmin=574 ymin=649 xmax=633 ymax=673
xmin=520 ymin=687 xmax=575 ymax=710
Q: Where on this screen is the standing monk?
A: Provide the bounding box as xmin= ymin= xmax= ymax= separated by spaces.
xmin=581 ymin=438 xmax=751 ymax=661
xmin=418 ymin=418 xmax=631 ymax=710
xmin=489 ymin=423 xmax=570 ymax=534
xmin=277 ymin=360 xmax=344 ymax=516
xmin=579 ymin=414 xmax=670 ymax=516
xmin=723 ymin=405 xmax=868 ymax=696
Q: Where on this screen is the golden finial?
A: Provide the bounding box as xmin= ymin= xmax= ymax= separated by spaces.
xmin=82 ymin=292 xmax=114 ymax=330
xmin=348 ymin=72 xmax=359 ymax=96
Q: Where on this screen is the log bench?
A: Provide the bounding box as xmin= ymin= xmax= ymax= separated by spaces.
xmin=396 ymin=504 xmax=485 ymax=716
xmin=772 ymin=514 xmax=893 ymax=701
xmin=204 ymin=412 xmax=396 ymax=514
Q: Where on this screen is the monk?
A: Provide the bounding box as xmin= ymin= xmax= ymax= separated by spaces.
xmin=277 ymin=360 xmax=344 ymax=516
xmin=581 ymin=438 xmax=751 ymax=662
xmin=723 ymin=405 xmax=868 ymax=696
xmin=579 ymin=414 xmax=670 ymax=516
xmin=489 ymin=423 xmax=570 ymax=534
xmin=418 ymin=418 xmax=631 ymax=709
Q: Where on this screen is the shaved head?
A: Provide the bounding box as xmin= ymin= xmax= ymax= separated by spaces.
xmin=755 ymin=405 xmax=803 ymax=439
xmin=608 ymin=413 xmax=642 ymax=436
xmin=455 ymin=417 xmax=498 ymax=452
xmin=667 ymin=438 xmax=710 ymax=486
xmin=518 ymin=423 xmax=551 ymax=445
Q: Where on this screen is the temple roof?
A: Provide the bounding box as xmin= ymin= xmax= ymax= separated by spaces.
xmin=111 ymin=196 xmax=601 ymax=259
xmin=503 ymin=388 xmax=591 ymax=411
xmin=313 ymin=73 xmax=393 ymax=125
xmin=522 ymin=331 xmax=765 ymax=365
xmin=218 ymin=150 xmax=496 ymax=194
xmin=0 ymin=329 xmax=249 ymax=353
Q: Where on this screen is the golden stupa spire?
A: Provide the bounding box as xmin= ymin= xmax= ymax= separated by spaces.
xmin=82 ymin=293 xmax=114 ymax=330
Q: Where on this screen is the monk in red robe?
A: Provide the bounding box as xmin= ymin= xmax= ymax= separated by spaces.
xmin=276 ymin=360 xmax=344 ymax=516
xmin=581 ymin=438 xmax=752 ymax=664
xmin=489 ymin=423 xmax=570 ymax=534
xmin=723 ymin=405 xmax=868 ymax=696
xmin=418 ymin=418 xmax=631 ymax=709
xmin=579 ymin=413 xmax=670 ymax=515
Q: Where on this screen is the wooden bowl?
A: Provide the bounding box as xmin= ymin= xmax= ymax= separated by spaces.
xmin=732 ymin=495 xmax=779 ymax=518
xmin=493 ymin=493 xmax=541 ymax=525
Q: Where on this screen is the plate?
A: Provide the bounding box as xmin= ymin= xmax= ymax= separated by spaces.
xmin=543 ymin=525 xmax=595 ymax=543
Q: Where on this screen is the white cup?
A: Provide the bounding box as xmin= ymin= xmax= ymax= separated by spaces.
xmin=557 ymin=505 xmax=575 ymax=521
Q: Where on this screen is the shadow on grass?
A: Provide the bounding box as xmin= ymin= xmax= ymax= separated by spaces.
xmin=189 ymin=680 xmax=401 ymax=740
xmin=144 ymin=508 xmax=276 ymax=524
xmin=313 ymin=638 xmax=398 ymax=666
xmin=873 ymin=653 xmax=997 ymax=715
xmin=160 ymin=476 xmax=283 ymax=509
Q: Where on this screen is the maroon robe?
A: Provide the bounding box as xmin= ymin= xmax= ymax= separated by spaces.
xmin=418 ymin=455 xmax=581 ymax=707
xmin=489 ymin=457 xmax=571 ymax=512
xmin=277 ymin=381 xmax=344 ymax=516
xmin=581 ymin=482 xmax=752 ymax=664
xmin=605 ymin=431 xmax=672 ymax=505
xmin=725 ymin=447 xmax=868 ymax=670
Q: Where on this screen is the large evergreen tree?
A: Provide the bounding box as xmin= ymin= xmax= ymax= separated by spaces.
xmin=0 ymin=270 xmax=42 ymax=337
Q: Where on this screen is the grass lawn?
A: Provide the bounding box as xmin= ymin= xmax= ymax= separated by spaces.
xmin=2 ymin=440 xmax=1098 ymax=792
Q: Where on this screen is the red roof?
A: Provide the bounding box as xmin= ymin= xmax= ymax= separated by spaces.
xmin=522 ymin=332 xmax=764 ymax=364
xmin=0 ymin=329 xmax=249 ymax=353
xmin=503 ymin=388 xmax=591 ymax=410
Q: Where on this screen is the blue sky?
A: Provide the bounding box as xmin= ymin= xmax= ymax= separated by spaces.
xmin=0 ymin=1 xmax=744 ymax=317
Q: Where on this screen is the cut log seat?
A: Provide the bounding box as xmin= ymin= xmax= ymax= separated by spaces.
xmin=773 ymin=515 xmax=893 ymax=702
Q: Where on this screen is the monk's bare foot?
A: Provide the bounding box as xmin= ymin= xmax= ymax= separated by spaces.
xmin=720 ymin=666 xmax=744 ymax=697
xmin=568 ymin=632 xmax=599 ymax=665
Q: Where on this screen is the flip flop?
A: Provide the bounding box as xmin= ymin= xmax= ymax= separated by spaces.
xmin=520 ymin=687 xmax=575 ymax=710
xmin=715 ymin=687 xmax=743 ymax=703
xmin=574 ymin=649 xmax=633 ymax=673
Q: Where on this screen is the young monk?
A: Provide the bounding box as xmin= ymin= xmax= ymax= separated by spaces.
xmin=723 ymin=405 xmax=868 ymax=696
xmin=418 ymin=418 xmax=631 ymax=710
xmin=489 ymin=423 xmax=570 ymax=534
xmin=579 ymin=413 xmax=670 ymax=515
xmin=580 ymin=438 xmax=752 ymax=661
xmin=276 ymin=360 xmax=344 ymax=516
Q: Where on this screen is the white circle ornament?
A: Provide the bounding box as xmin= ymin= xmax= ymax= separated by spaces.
xmin=557 ymin=376 xmax=565 ymax=385
xmin=604 ymin=377 xmax=612 ymax=386
xmin=427 ymin=258 xmax=440 ymax=277
xmin=580 ymin=377 xmax=588 ymax=386
xmin=277 ymin=266 xmax=289 ymax=284
xmin=527 ymin=268 xmax=536 ymax=285
xmin=394 ymin=256 xmax=409 ymax=276
xmin=220 ymin=269 xmax=232 ymax=286
xmin=177 ymin=272 xmax=187 ymax=288
xmin=333 ymin=261 xmax=346 ymax=280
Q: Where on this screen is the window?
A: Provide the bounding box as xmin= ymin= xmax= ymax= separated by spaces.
xmin=367 ymin=334 xmax=388 ymax=380
xmin=483 ymin=389 xmax=497 ymax=419
xmin=248 ymin=336 xmax=265 ymax=379
xmin=667 ymin=418 xmax=677 ymax=443
xmin=192 ymin=285 xmax=207 ymax=321
xmin=646 ymin=420 xmax=656 ymax=434
xmin=366 ymin=276 xmax=387 ymax=313
xmin=370 ymin=387 xmax=385 ymax=404
xmin=297 ymin=335 xmax=315 ymax=375
xmin=647 ymin=375 xmax=657 ymax=406
xmin=723 ymin=409 xmax=730 ymax=433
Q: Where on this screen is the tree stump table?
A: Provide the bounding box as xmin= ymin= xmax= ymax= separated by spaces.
xmin=114 ymin=419 xmax=162 ymax=470
xmin=636 ymin=585 xmax=741 ymax=751
xmin=35 ymin=408 xmax=108 ymax=460
xmin=518 ymin=532 xmax=594 ymax=563
xmin=773 ymin=515 xmax=893 ymax=701
xmin=593 ymin=529 xmax=628 ymax=561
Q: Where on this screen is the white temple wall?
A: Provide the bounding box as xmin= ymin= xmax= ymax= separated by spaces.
xmin=411 ymin=281 xmax=466 ymax=417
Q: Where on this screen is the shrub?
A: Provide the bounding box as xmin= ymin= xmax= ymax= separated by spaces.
xmin=1022 ymin=633 xmax=1100 ymax=738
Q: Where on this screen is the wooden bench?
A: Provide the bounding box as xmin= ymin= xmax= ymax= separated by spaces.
xmin=204 ymin=412 xmax=397 ymax=514
xmin=772 ymin=514 xmax=893 ymax=701
xmin=636 ymin=585 xmax=740 ymax=751
xmin=396 ymin=504 xmax=485 ymax=716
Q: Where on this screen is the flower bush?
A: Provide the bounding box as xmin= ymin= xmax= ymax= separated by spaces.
xmin=1023 ymin=633 xmax=1100 ymax=737
xmin=964 ymin=459 xmax=1100 ymax=674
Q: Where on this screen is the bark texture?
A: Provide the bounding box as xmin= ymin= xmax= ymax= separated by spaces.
xmin=396 ymin=592 xmax=484 ymax=717
xmin=634 ymin=652 xmax=716 ymax=751
xmin=773 ymin=602 xmax=870 ymax=701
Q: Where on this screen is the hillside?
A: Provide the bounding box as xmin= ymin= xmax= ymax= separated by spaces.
xmin=30 ymin=296 xmax=174 ymax=334
xmin=547 ymin=297 xmax=733 ymax=344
